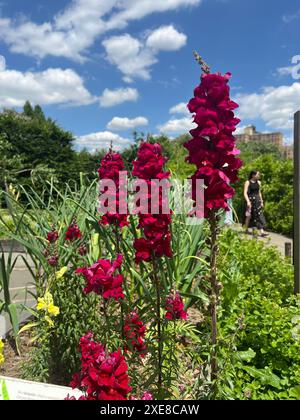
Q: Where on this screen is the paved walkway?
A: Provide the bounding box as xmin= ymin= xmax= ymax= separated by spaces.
xmin=233 ymin=224 xmax=293 ymax=259
xmin=0 ymin=252 xmax=35 ymax=337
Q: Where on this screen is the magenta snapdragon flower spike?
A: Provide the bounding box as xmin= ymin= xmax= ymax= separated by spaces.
xmin=98 ymin=151 xmax=128 ymax=228
xmin=123 ymin=311 xmax=147 ymax=357
xmin=185 ymin=71 xmax=242 ymax=217
xmin=76 ymin=254 xmax=125 ymax=301
xmin=132 ymin=142 xmax=173 ymax=263
xmin=68 ymin=333 xmax=131 ymax=400
xmin=165 ymin=291 xmax=187 ymax=321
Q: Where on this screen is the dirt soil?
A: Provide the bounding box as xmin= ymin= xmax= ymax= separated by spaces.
xmin=0 ymin=333 xmax=33 ymax=379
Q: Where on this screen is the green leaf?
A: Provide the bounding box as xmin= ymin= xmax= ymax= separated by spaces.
xmin=181 ymin=290 xmax=209 ymax=304
xmin=237 ymin=348 xmax=256 ymax=362
xmin=289 ymin=386 xmax=300 ymax=399
xmin=241 ymin=366 xmax=282 ymax=390
xmin=8 ymin=303 xmax=20 ymax=354
xmin=1 ymin=380 xmax=10 ymax=400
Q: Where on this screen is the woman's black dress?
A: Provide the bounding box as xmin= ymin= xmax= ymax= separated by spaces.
xmin=244 ymin=180 xmax=266 ymax=229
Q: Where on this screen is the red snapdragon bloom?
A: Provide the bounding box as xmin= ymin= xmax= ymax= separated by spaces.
xmin=123 ymin=311 xmax=147 ymax=357
xmin=98 ymin=152 xmax=125 ymax=183
xmin=132 ymin=142 xmax=169 ymax=180
xmin=69 ymin=333 xmax=131 ymax=400
xmin=46 ymin=229 xmax=58 ymax=243
xmin=76 ymin=254 xmax=124 ymax=301
xmin=98 ymin=151 xmax=128 ymax=228
xmin=65 ymin=220 xmax=82 ymax=241
xmin=165 ymin=291 xmax=187 ymax=321
xmin=132 ymin=142 xmax=172 ymax=262
xmin=185 ymin=71 xmax=242 ymax=217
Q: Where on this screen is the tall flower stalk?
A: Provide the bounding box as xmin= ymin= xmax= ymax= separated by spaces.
xmin=98 ymin=149 xmax=129 ymax=341
xmin=132 ymin=142 xmax=173 ymax=395
xmin=185 ymin=52 xmax=242 ymax=396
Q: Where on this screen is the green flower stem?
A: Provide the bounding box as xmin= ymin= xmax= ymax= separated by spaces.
xmin=209 ymin=211 xmax=220 ymax=397
xmin=152 ymin=256 xmax=163 ymax=394
xmin=114 ymin=226 xmax=125 ymax=341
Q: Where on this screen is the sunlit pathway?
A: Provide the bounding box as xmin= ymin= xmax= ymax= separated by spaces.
xmin=233 ymin=224 xmax=293 ymax=259
xmin=0 ymin=250 xmax=35 ymax=337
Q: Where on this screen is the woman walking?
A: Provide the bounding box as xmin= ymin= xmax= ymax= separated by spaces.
xmin=243 ymin=170 xmax=268 ymax=237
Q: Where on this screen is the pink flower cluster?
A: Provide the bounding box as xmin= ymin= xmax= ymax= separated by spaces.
xmin=130 ymin=391 xmax=153 ymax=400
xmin=185 ymin=72 xmax=242 ymax=217
xmin=165 ymin=291 xmax=187 ymax=321
xmin=69 ymin=333 xmax=131 ymax=400
xmin=132 ymin=142 xmax=172 ymax=263
xmin=123 ymin=311 xmax=147 ymax=357
xmin=98 ymin=151 xmax=128 ymax=228
xmin=76 ymin=254 xmax=124 ymax=301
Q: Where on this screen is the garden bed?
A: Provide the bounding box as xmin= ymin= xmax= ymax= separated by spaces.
xmin=0 ymin=332 xmax=32 ymax=379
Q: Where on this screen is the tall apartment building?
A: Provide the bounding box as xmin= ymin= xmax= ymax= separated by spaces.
xmin=235 ymin=125 xmax=293 ymax=159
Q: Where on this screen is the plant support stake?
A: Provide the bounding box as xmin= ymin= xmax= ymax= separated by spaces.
xmin=294 ymin=111 xmax=300 ymax=294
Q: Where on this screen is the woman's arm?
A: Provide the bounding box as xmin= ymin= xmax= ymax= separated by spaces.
xmin=258 ymin=181 xmax=263 ymax=206
xmin=244 ymin=181 xmax=251 ymax=205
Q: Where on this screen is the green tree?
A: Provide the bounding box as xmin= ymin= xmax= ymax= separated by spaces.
xmin=0 ymin=135 xmax=24 ymax=192
xmin=23 ymin=101 xmax=34 ymax=118
xmin=237 ymin=140 xmax=283 ymax=164
xmin=0 ymin=107 xmax=77 ymax=186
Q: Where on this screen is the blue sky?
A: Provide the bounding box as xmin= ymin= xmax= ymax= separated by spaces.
xmin=0 ymin=0 xmax=300 ymax=151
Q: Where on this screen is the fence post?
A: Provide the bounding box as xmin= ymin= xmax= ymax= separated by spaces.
xmin=285 ymin=242 xmax=292 ymax=261
xmin=294 ymin=111 xmax=300 ymax=294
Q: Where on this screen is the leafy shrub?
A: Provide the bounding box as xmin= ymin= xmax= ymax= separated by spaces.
xmin=217 ymin=229 xmax=300 ymax=400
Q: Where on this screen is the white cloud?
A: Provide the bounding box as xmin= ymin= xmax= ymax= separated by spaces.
xmin=0 ymin=55 xmax=5 ymax=72
xmin=146 ymin=25 xmax=187 ymax=51
xmin=276 ymin=56 xmax=300 ymax=80
xmin=0 ymin=55 xmax=94 ymax=107
xmin=0 ymin=0 xmax=200 ymax=61
xmin=76 ymin=130 xmax=132 ymax=152
xmin=277 ymin=66 xmax=296 ymax=77
xmin=158 ymin=116 xmax=196 ymax=134
xmin=102 ymin=25 xmax=187 ymax=82
xmin=283 ymin=9 xmax=300 ymax=23
xmin=236 ymin=82 xmax=300 ymax=130
xmin=0 ymin=1 xmax=113 ymax=62
xmin=99 ymin=87 xmax=139 ymax=107
xmin=102 ymin=34 xmax=156 ymax=82
xmin=169 ymin=102 xmax=189 ymax=115
xmin=107 ymin=116 xmax=148 ymax=131
xmin=105 ymin=0 xmax=201 ymax=29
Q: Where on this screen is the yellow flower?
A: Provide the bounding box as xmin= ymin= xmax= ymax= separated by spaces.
xmin=36 ymin=291 xmax=60 ymax=319
xmin=47 ymin=303 xmax=60 ymax=317
xmin=56 ymin=266 xmax=68 ymax=280
xmin=0 ymin=339 xmax=4 ymax=365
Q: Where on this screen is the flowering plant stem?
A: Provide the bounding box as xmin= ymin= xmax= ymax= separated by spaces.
xmin=114 ymin=226 xmax=125 ymax=341
xmin=152 ymin=256 xmax=163 ymax=394
xmin=209 ymin=211 xmax=220 ymax=397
